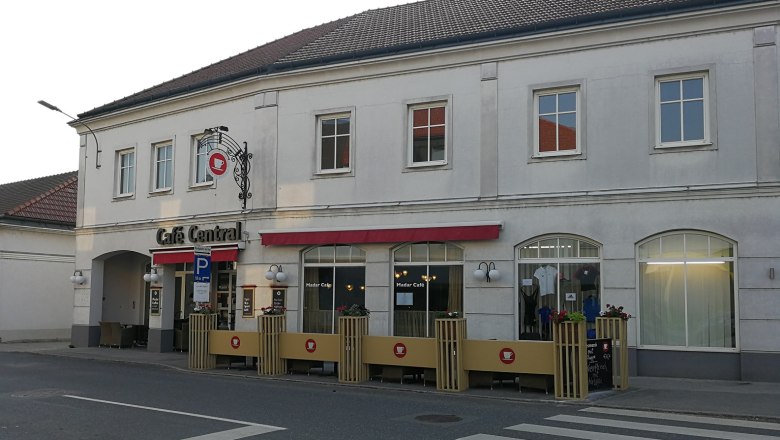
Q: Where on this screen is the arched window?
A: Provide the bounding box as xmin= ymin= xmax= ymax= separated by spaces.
xmin=302 ymin=245 xmax=366 ymax=334
xmin=393 ymin=242 xmax=463 ymax=337
xmin=517 ymin=236 xmax=602 ymax=340
xmin=638 ymin=231 xmax=736 ymax=349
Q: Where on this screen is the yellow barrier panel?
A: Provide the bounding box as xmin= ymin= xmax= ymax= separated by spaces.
xmin=279 ymin=333 xmax=340 ymax=362
xmin=208 ymin=331 xmax=259 ymax=356
xmin=435 ymin=318 xmax=467 ymax=392
xmin=188 ymin=314 xmax=216 ymax=370
xmin=362 ymin=336 xmax=437 ymax=368
xmin=258 ymin=315 xmax=287 ymax=376
xmin=553 ymin=321 xmax=587 ymax=399
xmin=462 ymin=340 xmax=555 ymax=374
xmin=338 ymin=316 xmax=368 ymax=383
xmin=596 ymin=317 xmax=629 ymax=390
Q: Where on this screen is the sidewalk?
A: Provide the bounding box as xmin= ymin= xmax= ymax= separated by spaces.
xmin=3 ymin=341 xmax=779 ymax=421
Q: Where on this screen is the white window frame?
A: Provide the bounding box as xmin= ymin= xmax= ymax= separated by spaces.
xmin=316 ymin=112 xmax=352 ymax=174
xmin=116 ymin=148 xmax=135 ymax=198
xmin=407 ymin=101 xmax=449 ymax=168
xmin=636 ymin=231 xmax=738 ymax=352
xmin=533 ymin=87 xmax=581 ymax=157
xmin=655 ymin=72 xmax=710 ymax=149
xmin=191 ymin=134 xmax=214 ymax=187
xmin=152 ymin=141 xmax=173 ymax=192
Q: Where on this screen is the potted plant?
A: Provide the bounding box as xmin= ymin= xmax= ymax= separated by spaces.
xmin=336 ymin=304 xmax=370 ymax=316
xmin=600 ymin=304 xmax=632 ymax=320
xmin=436 ymin=310 xmax=462 ymax=319
xmin=193 ymin=302 xmax=215 ymax=314
xmin=260 ymin=305 xmax=287 ymax=315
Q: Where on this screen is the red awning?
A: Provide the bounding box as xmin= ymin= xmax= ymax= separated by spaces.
xmin=151 ymin=245 xmax=240 ymax=265
xmin=259 ymin=224 xmax=501 ymax=246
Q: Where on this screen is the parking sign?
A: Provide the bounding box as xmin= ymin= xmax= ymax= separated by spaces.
xmin=193 ymin=246 xmax=211 ymax=302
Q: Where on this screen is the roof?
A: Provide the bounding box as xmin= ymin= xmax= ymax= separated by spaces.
xmin=78 ymin=0 xmax=766 ymax=119
xmin=0 ymin=172 xmax=78 ymax=228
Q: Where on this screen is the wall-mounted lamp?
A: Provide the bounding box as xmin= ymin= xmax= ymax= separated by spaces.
xmin=265 ymin=264 xmax=288 ymax=283
xmin=70 ymin=270 xmax=86 ymax=285
xmin=143 ymin=268 xmax=160 ymax=283
xmin=473 ymin=262 xmax=500 ymax=283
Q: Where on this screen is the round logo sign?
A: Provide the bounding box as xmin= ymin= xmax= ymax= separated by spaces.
xmin=230 ymin=336 xmax=241 ymax=349
xmin=393 ymin=342 xmax=407 ymax=358
xmin=207 ymin=150 xmax=229 ymax=177
xmin=499 ymin=347 xmax=515 ymax=364
xmin=305 ymin=338 xmax=317 ymax=353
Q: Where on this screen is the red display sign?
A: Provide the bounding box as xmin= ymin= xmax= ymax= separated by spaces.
xmin=499 ymin=347 xmax=515 ymax=364
xmin=393 ymin=342 xmax=407 ymax=358
xmin=305 ymin=338 xmax=317 ymax=353
xmin=230 ymin=336 xmax=241 ymax=349
xmin=208 ymin=150 xmax=229 ymax=177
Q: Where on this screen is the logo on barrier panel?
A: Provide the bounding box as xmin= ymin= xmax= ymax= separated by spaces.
xmin=231 ymin=336 xmax=241 ymax=349
xmin=499 ymin=347 xmax=515 ymax=364
xmin=393 ymin=342 xmax=407 ymax=358
xmin=305 ymin=339 xmax=317 ymax=353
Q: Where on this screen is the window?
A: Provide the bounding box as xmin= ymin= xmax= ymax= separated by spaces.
xmin=534 ymin=88 xmax=579 ymax=156
xmin=116 ymin=149 xmax=135 ymax=197
xmin=393 ymin=242 xmax=463 ymax=337
xmin=517 ymin=236 xmax=601 ymax=340
xmin=656 ymin=73 xmax=708 ymax=148
xmin=193 ymin=136 xmax=213 ymax=185
xmin=638 ymin=232 xmax=736 ymax=350
xmin=317 ymin=113 xmax=351 ymax=173
xmin=153 ymin=142 xmax=173 ymax=191
xmin=409 ymin=102 xmax=447 ymax=166
xmin=302 ymin=245 xmax=366 ymax=334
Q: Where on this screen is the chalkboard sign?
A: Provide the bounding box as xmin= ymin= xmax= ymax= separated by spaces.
xmin=272 ymin=288 xmax=286 ymax=309
xmin=150 ymin=288 xmax=161 ymax=316
xmin=242 ymin=288 xmax=254 ymax=318
xmin=587 ymin=338 xmax=613 ymax=391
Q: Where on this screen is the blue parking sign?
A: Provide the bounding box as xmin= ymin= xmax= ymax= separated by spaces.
xmin=193 ymin=247 xmax=211 ymax=302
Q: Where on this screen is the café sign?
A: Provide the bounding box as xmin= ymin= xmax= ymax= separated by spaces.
xmin=156 ymin=222 xmax=242 ymax=245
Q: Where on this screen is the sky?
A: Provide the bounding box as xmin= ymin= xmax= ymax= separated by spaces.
xmin=0 ymin=0 xmax=412 ymax=185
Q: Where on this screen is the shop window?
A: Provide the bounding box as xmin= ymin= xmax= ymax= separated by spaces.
xmin=116 ymin=148 xmax=135 ymax=197
xmin=317 ymin=112 xmax=352 ymax=173
xmin=408 ymin=102 xmax=448 ymax=167
xmin=517 ymin=236 xmax=601 ymax=340
xmin=393 ymin=242 xmax=463 ymax=337
xmin=534 ymin=87 xmax=580 ymax=157
xmin=638 ymin=231 xmax=736 ymax=350
xmin=302 ymin=245 xmax=366 ymax=334
xmin=656 ymin=72 xmax=709 ymax=148
xmin=153 ymin=141 xmax=173 ymax=191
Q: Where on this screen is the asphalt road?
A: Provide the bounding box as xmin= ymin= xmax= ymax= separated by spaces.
xmin=2 ymin=352 xmax=779 ymax=440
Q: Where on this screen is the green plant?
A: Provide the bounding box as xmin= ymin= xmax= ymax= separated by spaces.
xmin=260 ymin=306 xmax=287 ymax=315
xmin=193 ymin=302 xmax=215 ymax=314
xmin=551 ymin=309 xmax=585 ymax=324
xmin=337 ymin=304 xmax=370 ymax=316
xmin=600 ymin=304 xmax=632 ymax=320
xmin=437 ymin=310 xmax=461 ymax=318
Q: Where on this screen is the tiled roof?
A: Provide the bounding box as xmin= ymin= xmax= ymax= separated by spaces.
xmin=78 ymin=0 xmax=763 ymax=119
xmin=0 ymin=172 xmax=78 ymax=227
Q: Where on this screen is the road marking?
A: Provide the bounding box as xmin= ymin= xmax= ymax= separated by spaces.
xmin=180 ymin=425 xmax=283 ymax=440
xmin=456 ymin=435 xmax=525 ymax=440
xmin=506 ymin=424 xmax=657 ymax=439
xmin=548 ymin=415 xmax=780 ymax=440
xmin=63 ymin=395 xmax=285 ymax=436
xmin=581 ymin=407 xmax=780 ymax=431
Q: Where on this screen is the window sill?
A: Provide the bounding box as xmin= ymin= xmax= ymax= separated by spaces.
xmin=528 ymin=152 xmax=584 ymax=163
xmin=188 ymin=182 xmax=215 ymax=191
xmin=148 ymin=188 xmax=172 ymax=197
xmin=404 ymin=161 xmax=450 ymax=172
xmin=313 ymin=169 xmax=353 ymax=179
xmin=653 ymin=141 xmax=714 ymax=153
xmin=113 ymin=194 xmax=135 ymax=201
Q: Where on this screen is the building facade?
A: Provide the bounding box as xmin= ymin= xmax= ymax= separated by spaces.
xmin=69 ymin=0 xmax=780 ymax=381
xmin=0 ymin=172 xmax=77 ymax=342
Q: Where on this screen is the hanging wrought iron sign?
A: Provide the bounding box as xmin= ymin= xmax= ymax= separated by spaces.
xmin=198 ymin=126 xmax=253 ymax=209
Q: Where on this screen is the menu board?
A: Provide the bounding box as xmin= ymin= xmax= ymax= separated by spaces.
xmin=150 ymin=288 xmax=161 ymax=316
xmin=242 ymin=288 xmax=254 ymax=318
xmin=272 ymin=288 xmax=286 ymax=309
xmin=587 ymin=338 xmax=613 ymax=391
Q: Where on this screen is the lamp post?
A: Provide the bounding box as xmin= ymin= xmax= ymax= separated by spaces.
xmin=38 ymin=100 xmax=101 ymax=169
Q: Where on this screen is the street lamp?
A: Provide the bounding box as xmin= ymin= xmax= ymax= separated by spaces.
xmin=38 ymin=100 xmax=102 ymax=169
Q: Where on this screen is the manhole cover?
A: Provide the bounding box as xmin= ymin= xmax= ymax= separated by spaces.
xmin=415 ymin=414 xmax=462 ymax=423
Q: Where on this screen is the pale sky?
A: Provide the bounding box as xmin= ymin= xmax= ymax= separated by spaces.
xmin=1 ymin=0 xmax=412 ymax=184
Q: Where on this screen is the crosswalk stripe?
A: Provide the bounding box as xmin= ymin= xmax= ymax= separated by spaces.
xmin=456 ymin=435 xmax=522 ymax=440
xmin=549 ymin=415 xmax=780 ymax=440
xmin=506 ymin=423 xmax=660 ymax=440
xmin=581 ymin=407 xmax=780 ymax=431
